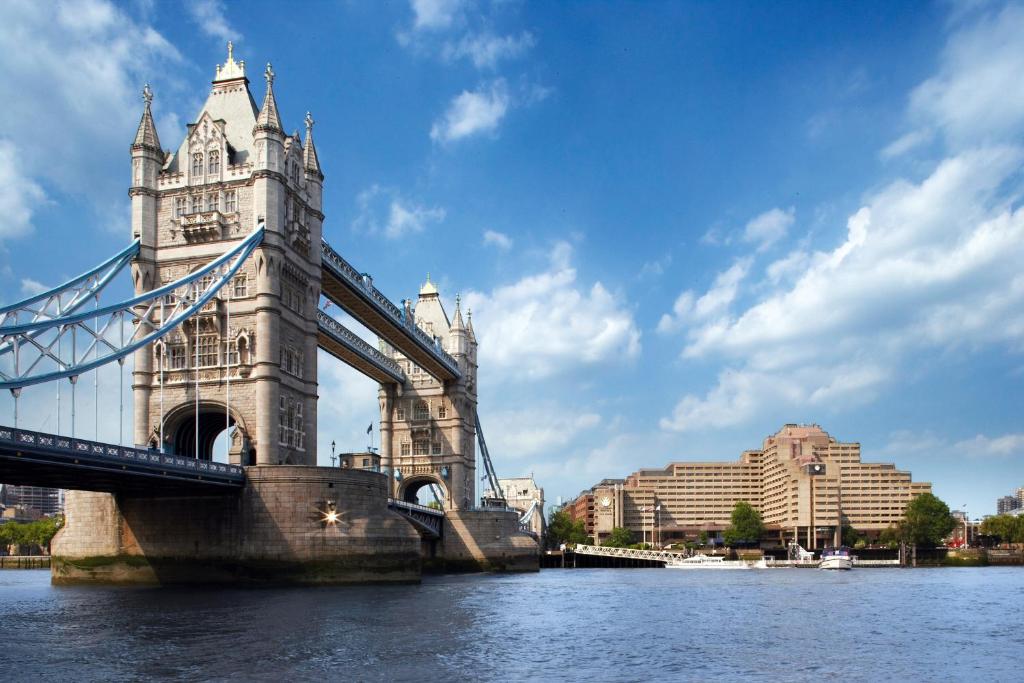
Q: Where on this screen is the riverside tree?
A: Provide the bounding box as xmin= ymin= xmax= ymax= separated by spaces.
xmin=601 ymin=527 xmax=634 ymax=548
xmin=545 ymin=508 xmax=589 ymax=548
xmin=980 ymin=514 xmax=1024 ymax=544
xmin=902 ymin=492 xmax=956 ymax=547
xmin=723 ymin=501 xmax=763 ymax=547
xmin=0 ymin=516 xmax=64 ymax=554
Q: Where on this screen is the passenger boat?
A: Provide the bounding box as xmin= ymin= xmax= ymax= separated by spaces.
xmin=665 ymin=554 xmax=768 ymax=569
xmin=819 ymin=547 xmax=854 ymax=570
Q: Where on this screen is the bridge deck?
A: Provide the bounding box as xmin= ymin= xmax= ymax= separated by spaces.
xmin=387 ymin=498 xmax=444 ymax=539
xmin=320 ymin=240 xmax=460 ymax=382
xmin=0 ymin=426 xmax=245 ymax=496
xmin=317 ymin=311 xmax=406 ymax=385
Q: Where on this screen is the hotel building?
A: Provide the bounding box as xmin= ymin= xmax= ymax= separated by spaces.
xmin=571 ymin=424 xmax=931 ymax=549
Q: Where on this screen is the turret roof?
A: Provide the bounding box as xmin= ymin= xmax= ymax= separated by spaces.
xmin=132 ymin=84 xmax=161 ymax=152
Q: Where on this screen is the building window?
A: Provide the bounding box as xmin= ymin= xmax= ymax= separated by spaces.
xmin=208 ymin=150 xmax=220 ymax=175
xmin=413 ymin=440 xmax=429 ymax=456
xmin=225 ymin=190 xmax=237 ymax=213
xmin=362 ymin=458 xmax=370 ymax=467
xmin=280 ymin=345 xmax=303 ymax=378
xmin=282 ymin=283 xmax=304 ymax=315
xmin=174 ymin=196 xmax=186 ymax=217
xmin=232 ymin=275 xmax=247 ymax=298
xmin=192 ymin=153 xmax=203 ymax=178
xmin=190 ymin=195 xmax=202 ymax=214
xmin=400 ymin=442 xmax=411 ymax=456
xmin=196 ymin=335 xmax=218 ymax=367
xmin=168 ymin=345 xmax=187 ymax=370
xmin=279 ymin=395 xmax=305 ymax=451
xmin=226 ymin=339 xmax=238 ymax=366
xmin=432 ymin=442 xmax=442 ymax=455
xmin=396 ymin=407 xmax=406 ymax=421
xmin=206 ymin=192 xmax=219 ymax=212
xmin=196 ymin=273 xmax=214 ymax=294
xmin=414 ymin=401 xmax=429 ymax=421
xmin=437 ymin=404 xmax=447 ymax=419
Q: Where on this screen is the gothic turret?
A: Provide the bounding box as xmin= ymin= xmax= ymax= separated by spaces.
xmin=254 ymin=63 xmax=284 ymax=135
xmin=130 ymin=84 xmax=162 ymax=248
xmin=303 ymin=112 xmax=323 ymax=180
xmin=448 ymin=294 xmax=468 ymax=358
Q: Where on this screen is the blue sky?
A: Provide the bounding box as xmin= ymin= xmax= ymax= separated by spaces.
xmin=1 ymin=0 xmax=1022 ymax=517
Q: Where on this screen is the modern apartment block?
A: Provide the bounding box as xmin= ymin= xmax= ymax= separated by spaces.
xmin=0 ymin=484 xmax=64 ymax=517
xmin=997 ymin=495 xmax=1021 ymax=514
xmin=569 ymin=424 xmax=931 ymax=549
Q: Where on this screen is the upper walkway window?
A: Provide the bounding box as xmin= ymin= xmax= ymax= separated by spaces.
xmin=192 ymin=153 xmax=204 ymax=178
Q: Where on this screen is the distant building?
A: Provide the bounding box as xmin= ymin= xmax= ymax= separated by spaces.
xmin=338 ymin=451 xmax=381 ymax=472
xmin=0 ymin=484 xmax=63 ymax=517
xmin=484 ymin=476 xmax=545 ymax=537
xmin=996 ymin=495 xmax=1020 ymax=515
xmin=1016 ymin=487 xmax=1024 ymax=508
xmin=568 ymin=424 xmax=931 ymax=549
xmin=567 ymin=491 xmax=595 ymax=539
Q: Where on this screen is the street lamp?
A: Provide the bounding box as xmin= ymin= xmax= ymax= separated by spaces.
xmin=962 ymin=505 xmax=968 ymax=548
xmin=330 ymin=440 xmax=336 ymax=468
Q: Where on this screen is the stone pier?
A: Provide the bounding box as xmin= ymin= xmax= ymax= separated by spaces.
xmin=51 ymin=466 xmax=421 ymax=585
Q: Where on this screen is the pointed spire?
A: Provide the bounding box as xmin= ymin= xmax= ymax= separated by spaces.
xmin=254 ymin=62 xmax=283 ymax=134
xmin=420 ymin=273 xmax=438 ymax=297
xmin=451 ymin=294 xmax=465 ymax=331
xmin=214 ymin=41 xmax=246 ymax=82
xmin=466 ymin=307 xmax=477 ymax=343
xmin=303 ymin=111 xmax=323 ymax=178
xmin=132 ymin=83 xmax=162 ymax=152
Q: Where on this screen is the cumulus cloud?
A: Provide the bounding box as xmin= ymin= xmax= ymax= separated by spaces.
xmin=19 ymin=278 xmax=49 ymax=297
xmin=431 ymin=80 xmax=511 ymax=143
xmin=743 ymin=207 xmax=794 ymax=251
xmin=352 ymin=185 xmax=446 ymax=239
xmin=463 ymin=241 xmax=641 ymax=380
xmin=657 ymin=258 xmax=751 ymax=334
xmin=483 ymin=408 xmax=601 ymax=459
xmin=0 ymin=141 xmax=46 ymax=241
xmin=482 ymin=229 xmax=513 ymax=250
xmin=186 ymin=0 xmax=240 ymax=42
xmin=0 ymin=0 xmax=181 ymax=206
xmin=661 ymin=8 xmax=1024 ymax=433
xmin=443 ymin=31 xmax=535 ymax=69
xmin=409 ymin=0 xmax=464 ymax=31
xmin=315 ymin=350 xmax=382 ymax=463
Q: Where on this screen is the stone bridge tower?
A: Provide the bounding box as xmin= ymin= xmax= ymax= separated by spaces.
xmin=130 ymin=44 xmax=323 ymax=466
xmin=380 ymin=279 xmax=479 ymax=510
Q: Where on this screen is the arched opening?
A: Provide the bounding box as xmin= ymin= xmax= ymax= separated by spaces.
xmin=163 ymin=402 xmax=249 ymax=464
xmin=400 ymin=476 xmax=448 ymax=510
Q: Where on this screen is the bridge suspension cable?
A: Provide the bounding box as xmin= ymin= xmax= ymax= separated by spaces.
xmin=474 ymin=410 xmax=505 ymax=505
xmin=0 ymin=226 xmax=264 ymax=391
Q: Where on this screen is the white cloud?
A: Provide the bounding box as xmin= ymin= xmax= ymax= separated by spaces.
xmin=660 ymin=8 xmax=1024 ymax=433
xmin=315 ymin=350 xmax=381 ymax=463
xmin=656 ymin=257 xmax=751 ymax=334
xmin=409 ymin=0 xmax=464 ymax=31
xmin=186 ymin=0 xmax=240 ymax=42
xmin=880 ymin=128 xmax=935 ymax=159
xmin=352 ymin=185 xmax=446 ymax=239
xmin=743 ymin=207 xmax=794 ymax=251
xmin=888 ymin=3 xmax=1024 ymax=155
xmin=463 ymin=241 xmax=641 ymax=380
xmin=0 ymin=0 xmax=181 ymax=206
xmin=638 ymin=254 xmax=671 ymax=279
xmin=431 ymin=80 xmax=511 ymax=143
xmin=0 ymin=141 xmax=46 ymax=241
xmin=484 ymin=408 xmax=601 ymax=459
xmin=20 ymin=278 xmax=48 ymax=297
xmin=443 ymin=31 xmax=535 ymax=69
xmin=878 ymin=429 xmax=1024 ymax=461
xmin=482 ymin=229 xmax=513 ymax=250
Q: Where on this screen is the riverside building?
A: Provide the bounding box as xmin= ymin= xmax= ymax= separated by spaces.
xmin=569 ymin=424 xmax=931 ymax=549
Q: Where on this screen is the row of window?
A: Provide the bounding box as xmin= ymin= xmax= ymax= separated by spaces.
xmin=279 ymin=394 xmax=305 ymax=451
xmin=173 ymin=190 xmax=238 ymax=217
xmin=399 ymin=441 xmax=444 ymax=456
xmin=281 ymin=345 xmax=304 ymax=378
xmin=394 ymin=401 xmax=447 ymax=421
xmin=158 ymin=335 xmax=249 ymax=370
xmin=192 ymin=151 xmax=220 ymax=177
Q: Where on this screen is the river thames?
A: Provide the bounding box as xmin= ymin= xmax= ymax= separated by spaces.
xmin=2 ymin=567 xmax=1022 ymax=681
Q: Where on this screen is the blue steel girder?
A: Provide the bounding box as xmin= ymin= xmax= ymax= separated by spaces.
xmin=316 ymin=310 xmax=406 ymax=385
xmin=0 ymin=226 xmax=264 ymax=390
xmin=320 ymin=239 xmax=461 ymax=382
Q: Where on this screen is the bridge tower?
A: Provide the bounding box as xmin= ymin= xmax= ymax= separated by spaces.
xmin=130 ymin=44 xmax=323 ymax=466
xmin=380 ymin=281 xmax=478 ymax=510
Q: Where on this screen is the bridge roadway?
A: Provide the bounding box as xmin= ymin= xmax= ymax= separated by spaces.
xmin=0 ymin=425 xmax=244 ymax=496
xmin=320 ymin=239 xmax=460 ymax=382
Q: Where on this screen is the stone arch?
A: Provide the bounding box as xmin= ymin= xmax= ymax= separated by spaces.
xmin=398 ymin=474 xmax=449 ymax=508
xmin=162 ymin=400 xmax=250 ymax=462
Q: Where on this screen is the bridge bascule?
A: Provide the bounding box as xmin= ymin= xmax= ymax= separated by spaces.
xmin=0 ymin=45 xmax=537 ymax=584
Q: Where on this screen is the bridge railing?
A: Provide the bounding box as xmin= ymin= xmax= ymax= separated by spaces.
xmin=572 ymin=544 xmax=687 ymax=563
xmin=388 ymin=497 xmax=445 ymax=518
xmin=320 ymin=239 xmax=460 ymax=377
xmin=316 ymin=310 xmax=406 ymax=383
xmin=0 ymin=426 xmax=245 ymax=483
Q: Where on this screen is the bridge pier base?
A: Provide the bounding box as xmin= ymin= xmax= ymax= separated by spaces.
xmin=428 ymin=509 xmax=539 ymax=573
xmin=51 ymin=466 xmax=422 ymax=585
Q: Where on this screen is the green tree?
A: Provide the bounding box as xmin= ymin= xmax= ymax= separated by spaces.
xmin=981 ymin=515 xmax=1024 ymax=544
xmin=698 ymin=530 xmax=709 ymax=546
xmin=878 ymin=526 xmax=900 ymax=549
xmin=902 ymin=493 xmax=956 ymax=547
xmin=723 ymin=501 xmax=763 ymax=547
xmin=841 ymin=525 xmax=863 ymax=547
xmin=601 ymin=526 xmax=634 ymax=548
xmin=0 ymin=516 xmax=63 ymax=553
xmin=545 ymin=508 xmax=589 ymax=548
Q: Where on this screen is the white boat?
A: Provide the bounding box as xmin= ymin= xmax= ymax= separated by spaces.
xmin=819 ymin=547 xmax=854 ymax=570
xmin=665 ymin=554 xmax=768 ymax=569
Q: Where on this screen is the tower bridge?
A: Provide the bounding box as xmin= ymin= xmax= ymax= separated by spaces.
xmin=0 ymin=45 xmax=537 ymax=584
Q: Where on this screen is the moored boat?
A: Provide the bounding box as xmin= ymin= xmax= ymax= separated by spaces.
xmin=819 ymin=547 xmax=854 ymax=570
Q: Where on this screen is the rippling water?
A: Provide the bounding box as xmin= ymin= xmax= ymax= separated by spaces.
xmin=2 ymin=567 xmax=1022 ymax=681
